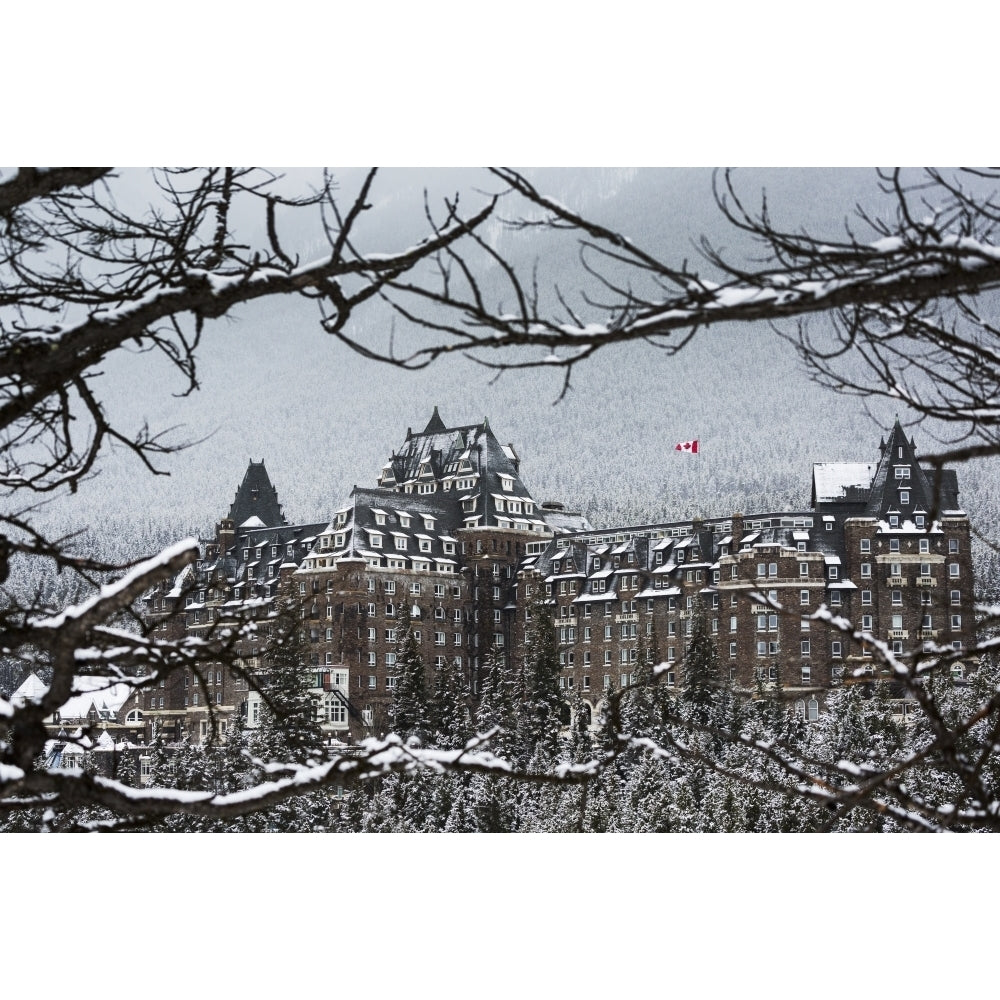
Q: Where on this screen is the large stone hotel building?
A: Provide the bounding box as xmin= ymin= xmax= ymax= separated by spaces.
xmin=139 ymin=409 xmax=975 ymax=744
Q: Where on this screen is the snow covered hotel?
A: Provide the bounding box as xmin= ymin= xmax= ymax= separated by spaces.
xmin=139 ymin=410 xmax=975 ymax=744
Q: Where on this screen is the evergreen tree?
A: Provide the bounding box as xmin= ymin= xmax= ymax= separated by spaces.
xmin=517 ymin=582 xmax=563 ymax=761
xmin=681 ymin=595 xmax=721 ymax=728
xmin=476 ymin=643 xmax=518 ymax=759
xmin=430 ymin=653 xmax=470 ymax=750
xmin=389 ymin=603 xmax=431 ymax=743
xmin=252 ymin=595 xmax=324 ymax=766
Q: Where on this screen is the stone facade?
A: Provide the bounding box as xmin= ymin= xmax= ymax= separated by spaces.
xmin=140 ymin=411 xmax=976 ymax=744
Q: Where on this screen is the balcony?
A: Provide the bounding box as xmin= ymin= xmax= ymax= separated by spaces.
xmin=918 ymin=628 xmax=938 ymax=639
xmin=917 ymin=576 xmax=936 ymax=587
xmin=888 ymin=629 xmax=908 ymax=640
xmin=616 ymin=613 xmax=638 ymax=623
xmin=887 ymin=576 xmax=905 ymax=587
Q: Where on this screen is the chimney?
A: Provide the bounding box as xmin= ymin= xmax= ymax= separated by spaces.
xmin=731 ymin=512 xmax=744 ymax=549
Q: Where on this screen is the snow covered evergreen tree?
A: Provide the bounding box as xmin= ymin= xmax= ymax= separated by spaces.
xmin=252 ymin=595 xmax=324 ymax=767
xmin=388 ymin=603 xmax=431 ymax=744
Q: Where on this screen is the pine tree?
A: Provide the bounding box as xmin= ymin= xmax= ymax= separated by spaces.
xmin=389 ymin=602 xmax=431 ymax=743
xmin=252 ymin=594 xmax=324 ymax=766
xmin=517 ymin=581 xmax=563 ymax=761
xmin=429 ymin=653 xmax=470 ymax=750
xmin=681 ymin=595 xmax=721 ymax=728
xmin=476 ymin=643 xmax=518 ymax=759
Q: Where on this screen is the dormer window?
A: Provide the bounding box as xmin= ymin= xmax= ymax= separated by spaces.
xmin=500 ymin=475 xmax=514 ymax=491
xmin=375 ymin=512 xmax=386 ymax=526
xmin=399 ymin=515 xmax=411 ymax=528
xmin=895 ymin=467 xmax=910 ymax=479
xmin=900 ymin=490 xmax=910 ymax=505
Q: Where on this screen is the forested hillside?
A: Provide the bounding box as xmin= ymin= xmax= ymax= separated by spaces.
xmin=13 ymin=168 xmax=1000 ymax=606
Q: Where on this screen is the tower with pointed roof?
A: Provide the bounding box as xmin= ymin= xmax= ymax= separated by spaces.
xmin=228 ymin=460 xmax=287 ymax=529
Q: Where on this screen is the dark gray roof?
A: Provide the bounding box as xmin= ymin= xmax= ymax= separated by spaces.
xmin=228 ymin=461 xmax=286 ymax=528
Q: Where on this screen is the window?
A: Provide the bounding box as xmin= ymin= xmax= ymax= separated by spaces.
xmin=807 ymin=698 xmax=819 ymax=722
xmin=730 ymin=615 xmax=738 ymax=632
xmin=862 ymin=614 xmax=873 ymax=631
xmin=861 ymin=590 xmax=872 ymax=605
xmin=861 ymin=562 xmax=871 ymax=577
xmin=860 ymin=538 xmax=871 ymax=553
xmin=949 ymin=539 xmax=960 ymax=554
xmin=799 ymin=562 xmax=809 ymax=577
xmin=951 ymin=589 xmax=961 ymax=605
xmin=889 ymin=538 xmax=900 ymax=552
xmin=949 ymin=563 xmax=960 ymax=578
xmin=890 ymin=562 xmax=902 ymax=576
xmin=919 ymin=538 xmax=929 ymax=553
xmin=951 ymin=614 xmax=962 ymax=630
xmin=800 ymin=590 xmax=809 ymax=605
xmin=900 ymin=490 xmax=910 ymax=505
xmin=801 ymin=664 xmax=811 ymax=684
xmin=892 ymin=590 xmax=902 ymax=606
xmin=801 ymin=639 xmax=810 ymax=656
xmin=831 ymin=641 xmax=842 ymax=657
xmin=828 ymin=566 xmax=839 ymax=580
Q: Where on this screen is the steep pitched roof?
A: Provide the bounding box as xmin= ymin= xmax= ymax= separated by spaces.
xmin=228 ymin=461 xmax=286 ymax=528
xmin=864 ymin=419 xmax=936 ymax=518
xmin=423 ymin=405 xmax=447 ymax=434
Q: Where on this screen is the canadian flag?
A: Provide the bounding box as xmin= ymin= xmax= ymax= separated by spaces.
xmin=675 ymin=439 xmax=699 ymax=454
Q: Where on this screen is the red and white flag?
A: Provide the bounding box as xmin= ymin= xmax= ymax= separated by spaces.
xmin=675 ymin=439 xmax=699 ymax=454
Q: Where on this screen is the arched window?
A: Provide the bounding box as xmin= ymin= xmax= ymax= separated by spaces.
xmin=126 ymin=709 xmax=143 ymax=724
xmin=807 ymin=697 xmax=819 ymax=722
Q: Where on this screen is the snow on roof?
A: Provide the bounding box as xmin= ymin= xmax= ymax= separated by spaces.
xmin=813 ymin=462 xmax=874 ymax=503
xmin=239 ymin=515 xmax=266 ymax=528
xmin=10 ymin=671 xmax=48 ymax=706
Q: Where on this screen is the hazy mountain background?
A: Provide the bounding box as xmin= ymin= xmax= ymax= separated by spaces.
xmin=18 ymin=167 xmax=1000 ymax=597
